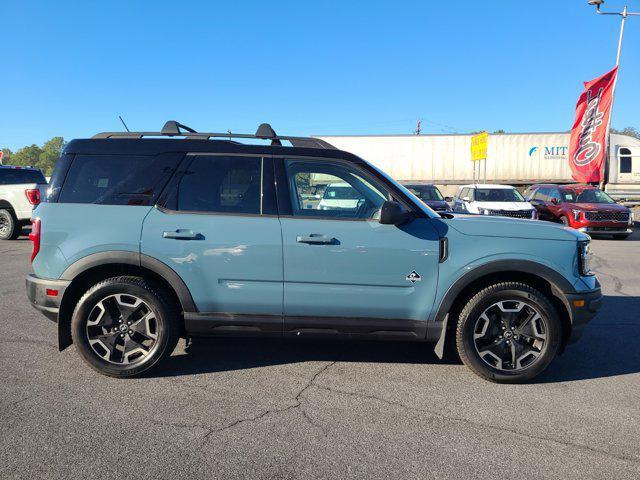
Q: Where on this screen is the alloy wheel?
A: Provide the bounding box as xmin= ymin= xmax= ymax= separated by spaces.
xmin=85 ymin=294 xmax=159 ymax=365
xmin=0 ymin=214 xmax=9 ymax=236
xmin=472 ymin=300 xmax=548 ymax=372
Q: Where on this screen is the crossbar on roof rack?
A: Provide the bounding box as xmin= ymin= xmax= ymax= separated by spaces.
xmin=92 ymin=121 xmax=336 ymax=149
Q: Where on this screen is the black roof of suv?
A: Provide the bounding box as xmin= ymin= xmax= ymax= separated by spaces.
xmin=63 ymin=120 xmax=370 ymax=163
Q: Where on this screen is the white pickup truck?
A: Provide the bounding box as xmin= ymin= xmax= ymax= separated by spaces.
xmin=0 ymin=166 xmax=47 ymax=240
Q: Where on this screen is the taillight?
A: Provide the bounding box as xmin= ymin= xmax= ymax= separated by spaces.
xmin=25 ymin=189 xmax=41 ymax=206
xmin=29 ymin=218 xmax=41 ymax=263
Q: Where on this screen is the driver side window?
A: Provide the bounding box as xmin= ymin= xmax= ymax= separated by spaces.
xmin=285 ymin=159 xmax=389 ymax=219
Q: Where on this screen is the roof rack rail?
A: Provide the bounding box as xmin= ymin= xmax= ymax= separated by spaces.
xmin=92 ymin=121 xmax=336 ymax=149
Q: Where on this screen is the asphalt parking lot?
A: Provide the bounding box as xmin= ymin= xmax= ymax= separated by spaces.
xmin=1 ymin=227 xmax=639 ymax=480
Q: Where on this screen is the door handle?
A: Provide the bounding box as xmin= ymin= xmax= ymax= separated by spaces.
xmin=296 ymin=234 xmax=336 ymax=245
xmin=163 ymin=229 xmax=203 ymax=240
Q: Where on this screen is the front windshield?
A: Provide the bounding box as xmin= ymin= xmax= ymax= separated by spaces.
xmin=408 ymin=186 xmax=444 ymax=201
xmin=563 ymin=188 xmax=616 ymax=204
xmin=474 ymin=188 xmax=525 ymax=202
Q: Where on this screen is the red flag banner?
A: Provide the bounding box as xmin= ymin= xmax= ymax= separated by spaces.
xmin=568 ymin=66 xmax=618 ymax=183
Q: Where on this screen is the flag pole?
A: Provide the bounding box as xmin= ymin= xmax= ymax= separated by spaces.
xmin=590 ymin=2 xmax=639 ymax=188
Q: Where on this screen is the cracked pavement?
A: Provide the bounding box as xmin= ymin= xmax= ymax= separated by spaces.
xmin=1 ymin=228 xmax=640 ymax=479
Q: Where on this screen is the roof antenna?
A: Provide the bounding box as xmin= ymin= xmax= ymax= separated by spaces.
xmin=118 ymin=115 xmax=130 ymax=132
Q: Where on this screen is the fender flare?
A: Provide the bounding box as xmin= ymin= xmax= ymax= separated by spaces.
xmin=60 ymin=250 xmax=197 ymax=312
xmin=432 ymin=259 xmax=575 ymax=358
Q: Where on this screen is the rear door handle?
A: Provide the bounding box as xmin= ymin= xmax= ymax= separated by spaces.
xmin=296 ymin=234 xmax=336 ymax=245
xmin=163 ymin=229 xmax=203 ymax=240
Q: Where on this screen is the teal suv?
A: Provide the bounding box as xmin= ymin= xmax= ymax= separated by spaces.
xmin=26 ymin=121 xmax=602 ymax=383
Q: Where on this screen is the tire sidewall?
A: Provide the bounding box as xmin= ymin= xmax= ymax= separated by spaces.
xmin=0 ymin=209 xmax=17 ymax=240
xmin=71 ymin=279 xmax=174 ymax=377
xmin=459 ymin=287 xmax=561 ymax=383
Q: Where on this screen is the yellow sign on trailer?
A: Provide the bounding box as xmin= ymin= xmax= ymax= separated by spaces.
xmin=471 ymin=131 xmax=488 ymax=183
xmin=471 ymin=132 xmax=489 ymax=162
xmin=471 ymin=131 xmax=488 ymax=162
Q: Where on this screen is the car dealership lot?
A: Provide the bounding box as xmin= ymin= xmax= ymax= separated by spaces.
xmin=1 ymin=230 xmax=639 ymax=479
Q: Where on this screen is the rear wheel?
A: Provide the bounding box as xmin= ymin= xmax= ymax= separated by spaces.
xmin=71 ymin=276 xmax=180 ymax=378
xmin=0 ymin=209 xmax=20 ymax=240
xmin=455 ymin=282 xmax=561 ymax=383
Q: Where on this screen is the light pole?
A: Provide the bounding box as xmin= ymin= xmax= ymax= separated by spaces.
xmin=588 ymin=1 xmax=639 ymax=67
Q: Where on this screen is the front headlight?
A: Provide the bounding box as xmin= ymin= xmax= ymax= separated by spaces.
xmin=478 ymin=208 xmax=490 ymax=215
xmin=531 ymin=209 xmax=538 ymax=219
xmin=629 ymin=211 xmax=634 ymax=225
xmin=572 ymin=209 xmax=583 ymax=221
xmin=578 ymin=241 xmax=593 ymax=276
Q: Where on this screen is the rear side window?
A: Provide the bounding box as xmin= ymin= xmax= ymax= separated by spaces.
xmin=58 ymin=154 xmax=181 ymax=205
xmin=0 ymin=168 xmax=46 ymax=185
xmin=176 ymin=156 xmax=264 ymax=214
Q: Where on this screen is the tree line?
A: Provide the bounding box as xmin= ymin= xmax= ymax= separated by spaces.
xmin=1 ymin=137 xmax=66 ymax=176
xmin=2 ymin=128 xmax=638 ymax=177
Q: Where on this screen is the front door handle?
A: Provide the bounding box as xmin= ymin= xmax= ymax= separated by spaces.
xmin=296 ymin=234 xmax=336 ymax=245
xmin=163 ymin=229 xmax=203 ymax=240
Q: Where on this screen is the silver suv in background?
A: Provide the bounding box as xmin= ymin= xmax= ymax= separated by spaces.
xmin=0 ymin=165 xmax=46 ymax=240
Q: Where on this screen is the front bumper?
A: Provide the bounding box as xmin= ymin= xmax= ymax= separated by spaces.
xmin=577 ymin=226 xmax=632 ymax=235
xmin=25 ymin=274 xmax=70 ymax=323
xmin=564 ymin=287 xmax=603 ymax=344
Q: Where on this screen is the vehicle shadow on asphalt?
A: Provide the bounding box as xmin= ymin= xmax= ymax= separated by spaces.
xmin=537 ymin=295 xmax=640 ymax=383
xmin=156 ymin=294 xmax=639 ymax=382
xmin=158 ymin=337 xmax=445 ymax=378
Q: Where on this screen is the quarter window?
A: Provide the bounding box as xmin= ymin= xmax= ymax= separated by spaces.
xmin=176 ymin=156 xmax=263 ymax=214
xmin=285 ymin=159 xmax=389 ymax=219
xmin=58 ymin=154 xmax=180 ymax=205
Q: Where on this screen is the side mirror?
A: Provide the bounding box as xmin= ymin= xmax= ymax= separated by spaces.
xmin=444 ymin=196 xmax=453 ymax=202
xmin=550 ymin=198 xmax=558 ymax=205
xmin=379 ymin=201 xmax=412 ymax=225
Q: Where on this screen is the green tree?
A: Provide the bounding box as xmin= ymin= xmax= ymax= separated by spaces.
xmin=611 ymin=126 xmax=640 ymax=140
xmin=38 ymin=137 xmax=66 ymax=175
xmin=11 ymin=144 xmax=43 ymax=169
xmin=7 ymin=137 xmax=66 ymax=175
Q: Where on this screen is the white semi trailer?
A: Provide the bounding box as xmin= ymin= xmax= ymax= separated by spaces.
xmin=315 ymin=132 xmax=640 ymax=201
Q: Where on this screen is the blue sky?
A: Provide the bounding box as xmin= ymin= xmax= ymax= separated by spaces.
xmin=1 ymin=0 xmax=638 ymax=151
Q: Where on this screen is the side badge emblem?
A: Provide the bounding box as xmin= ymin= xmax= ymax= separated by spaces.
xmin=406 ymin=271 xmax=422 ymax=283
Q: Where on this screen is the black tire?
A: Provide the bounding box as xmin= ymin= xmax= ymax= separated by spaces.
xmin=455 ymin=282 xmax=561 ymax=383
xmin=613 ymin=234 xmax=630 ymax=240
xmin=71 ymin=276 xmax=180 ymax=378
xmin=0 ymin=209 xmax=20 ymax=240
xmin=559 ymin=216 xmax=570 ymax=227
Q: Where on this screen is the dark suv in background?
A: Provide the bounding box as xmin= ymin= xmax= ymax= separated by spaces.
xmin=525 ymin=184 xmax=633 ymax=240
xmin=403 ymin=183 xmax=452 ymax=212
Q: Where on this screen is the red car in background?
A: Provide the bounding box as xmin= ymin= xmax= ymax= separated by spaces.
xmin=524 ymin=184 xmax=634 ymax=240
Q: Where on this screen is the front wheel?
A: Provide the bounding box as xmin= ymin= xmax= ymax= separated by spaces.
xmin=455 ymin=282 xmax=561 ymax=383
xmin=71 ymin=276 xmax=180 ymax=378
